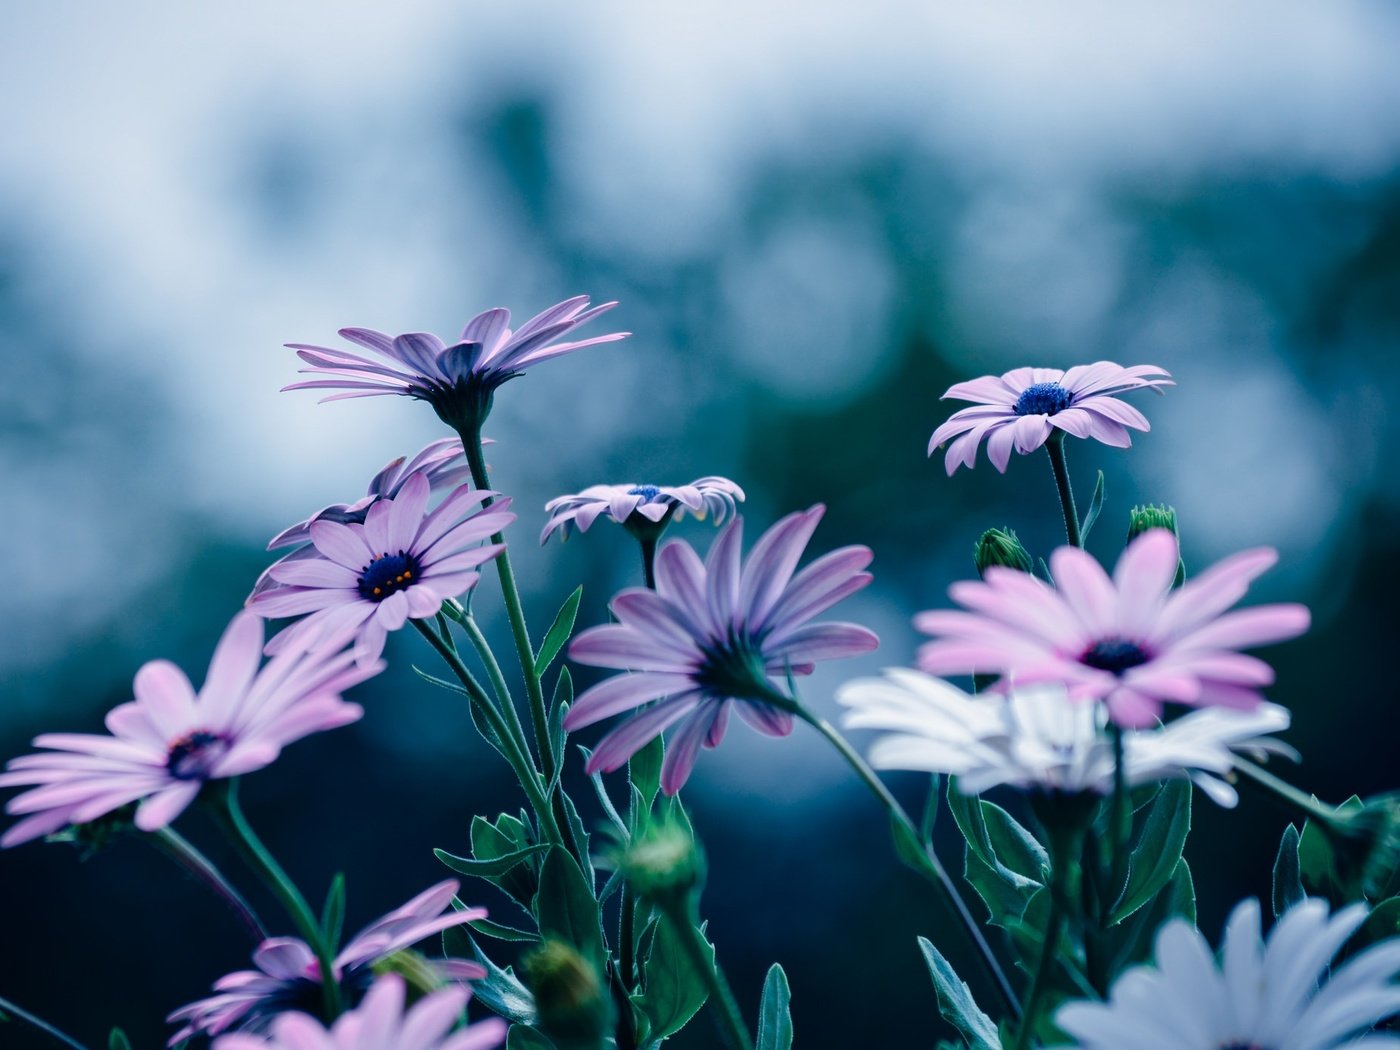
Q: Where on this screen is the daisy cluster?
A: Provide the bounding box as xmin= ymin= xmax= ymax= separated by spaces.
xmin=3 ymin=300 xmax=1398 ymax=1050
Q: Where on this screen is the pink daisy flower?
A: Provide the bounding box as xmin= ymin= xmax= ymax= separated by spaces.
xmin=248 ymin=472 xmax=515 ymax=665
xmin=566 ymin=506 xmax=879 ymax=794
xmin=170 ymin=880 xmax=488 ymax=1042
xmin=540 ymin=476 xmax=745 ymax=544
xmin=915 ymin=529 xmax=1310 ymax=727
xmin=0 ymin=613 xmax=378 ymax=848
xmin=928 ymin=362 xmax=1173 ymax=475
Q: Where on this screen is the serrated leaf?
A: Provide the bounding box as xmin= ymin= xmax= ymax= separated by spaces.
xmin=536 ymin=847 xmax=604 ymax=971
xmin=1079 ymin=469 xmax=1106 ymax=540
xmin=1111 ymin=779 xmax=1191 ymax=925
xmin=917 ymin=936 xmax=1000 ymax=1050
xmin=436 ymin=843 xmax=550 ymax=879
xmin=1273 ymin=824 xmax=1305 ymax=919
xmin=470 ymin=915 xmax=540 ymax=943
xmin=507 ymin=1025 xmax=555 ymax=1050
xmin=631 ymin=735 xmax=664 ymax=815
xmin=756 ymin=963 xmax=794 ymax=1050
xmin=444 ymin=926 xmax=537 ymax=1024
xmin=321 ymin=872 xmax=346 ymax=949
xmin=536 ymin=585 xmax=583 ymax=676
xmin=633 ymin=911 xmax=712 ymax=1042
xmin=560 ymin=790 xmax=594 ymax=885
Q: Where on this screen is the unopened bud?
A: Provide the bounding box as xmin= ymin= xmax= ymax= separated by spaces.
xmin=522 ymin=939 xmax=611 ymax=1050
xmin=1127 ymin=505 xmax=1185 ymax=586
xmin=620 ymin=818 xmax=706 ymax=905
xmin=973 ymin=528 xmax=1033 ymax=579
xmin=371 ymin=949 xmax=447 ymax=998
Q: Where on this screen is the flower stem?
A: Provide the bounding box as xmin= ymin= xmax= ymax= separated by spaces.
xmin=1103 ymin=724 xmax=1130 ymax=895
xmin=1045 ymin=433 xmax=1082 ymax=548
xmin=640 ymin=535 xmax=658 ymax=590
xmin=0 ymin=996 xmax=88 ymax=1050
xmin=793 ymin=705 xmax=1021 ymax=1020
xmin=459 ymin=614 xmax=533 ymax=758
xmin=1014 ymin=820 xmax=1084 ymax=1050
xmin=1232 ymin=756 xmax=1339 ymax=825
xmin=211 ymin=779 xmax=342 ymax=1021
xmin=149 ymin=826 xmax=268 ymax=942
xmin=660 ymin=899 xmax=754 ymax=1050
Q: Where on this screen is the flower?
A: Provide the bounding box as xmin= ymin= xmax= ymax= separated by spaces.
xmin=916 ymin=529 xmax=1310 ymax=727
xmin=170 ymin=880 xmax=488 ymax=1042
xmin=540 ymin=476 xmax=745 ymax=544
xmin=283 ymin=296 xmax=629 ymax=429
xmin=211 ymin=974 xmax=506 ymax=1050
xmin=1056 ymin=897 xmax=1400 ymax=1049
xmin=247 ymin=472 xmax=515 ymax=664
xmin=252 ymin=439 xmax=476 ymax=599
xmin=0 ymin=613 xmax=377 ymax=848
xmin=566 ymin=506 xmax=878 ymax=794
xmin=928 ymin=362 xmax=1173 ymax=475
xmin=837 ymin=670 xmax=1294 ymax=805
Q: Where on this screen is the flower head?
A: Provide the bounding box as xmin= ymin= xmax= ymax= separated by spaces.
xmin=566 ymin=506 xmax=878 ymax=794
xmin=170 ymin=881 xmax=488 ymax=1042
xmin=248 ymin=473 xmax=515 ymax=664
xmin=0 ymin=613 xmax=377 ymax=848
xmin=838 ymin=670 xmax=1294 ymax=805
xmin=540 ymin=476 xmax=744 ymax=545
xmin=1057 ymin=897 xmax=1400 ymax=1049
xmin=928 ymin=362 xmax=1173 ymax=475
xmin=284 ymin=296 xmax=629 ymax=429
xmin=916 ymin=529 xmax=1309 ymax=727
xmin=211 ymin=974 xmax=506 ymax=1050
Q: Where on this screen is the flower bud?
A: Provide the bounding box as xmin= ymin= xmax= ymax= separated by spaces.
xmin=973 ymin=527 xmax=1033 ymax=579
xmin=619 ymin=817 xmax=706 ymax=906
xmin=521 ymin=939 xmax=612 ymax=1050
xmin=1127 ymin=505 xmax=1185 ymax=586
xmin=371 ymin=949 xmax=448 ymax=998
xmin=1321 ymin=793 xmax=1400 ymax=902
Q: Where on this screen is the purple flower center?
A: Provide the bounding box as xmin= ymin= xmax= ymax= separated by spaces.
xmin=357 ymin=551 xmax=422 ymax=602
xmin=265 ymin=965 xmax=375 ymax=1021
xmin=628 ymin=485 xmax=663 ymax=501
xmin=1014 ymin=382 xmax=1073 ymax=416
xmin=1080 ymin=637 xmax=1151 ymax=675
xmin=695 ymin=633 xmax=774 ymax=703
xmin=166 ymin=731 xmax=230 ymax=780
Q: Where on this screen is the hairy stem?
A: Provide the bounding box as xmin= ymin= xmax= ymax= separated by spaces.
xmin=661 ymin=900 xmax=754 ymax=1050
xmin=150 ymin=826 xmax=267 ymax=942
xmin=1045 ymin=433 xmax=1082 ymax=548
xmin=0 ymin=996 xmax=89 ymax=1050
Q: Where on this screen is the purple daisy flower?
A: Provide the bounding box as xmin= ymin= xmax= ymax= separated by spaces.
xmin=170 ymin=880 xmax=489 ymax=1043
xmin=0 ymin=613 xmax=378 ymax=848
xmin=284 ymin=296 xmax=629 ymax=428
xmin=251 ymin=438 xmax=478 ymax=600
xmin=566 ymin=506 xmax=879 ymax=794
xmin=248 ymin=472 xmax=515 ymax=665
xmin=540 ymin=476 xmax=745 ymax=544
xmin=916 ymin=529 xmax=1310 ymax=727
xmin=212 ymin=974 xmax=507 ymax=1050
xmin=928 ymin=362 xmax=1174 ymax=474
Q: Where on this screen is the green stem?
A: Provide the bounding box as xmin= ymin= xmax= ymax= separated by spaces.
xmin=640 ymin=535 xmax=658 ymax=590
xmin=1015 ymin=821 xmax=1084 ymax=1050
xmin=794 ymin=705 xmax=1021 ymax=1019
xmin=150 ymin=826 xmax=268 ymax=942
xmin=662 ymin=900 xmax=754 ymax=1050
xmin=1232 ymin=756 xmax=1339 ymax=825
xmin=0 ymin=996 xmax=88 ymax=1050
xmin=212 ymin=780 xmax=341 ymax=1021
xmin=460 ymin=425 xmax=555 ymax=784
xmin=1103 ymin=724 xmax=1130 ymax=896
xmin=1045 ymin=433 xmax=1082 ymax=548
xmin=460 ymin=614 xmax=533 ymax=757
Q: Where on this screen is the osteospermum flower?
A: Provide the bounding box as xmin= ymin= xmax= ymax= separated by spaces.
xmin=252 ymin=438 xmax=477 ymax=599
xmin=284 ymin=296 xmax=629 ymax=429
xmin=540 ymin=476 xmax=745 ymax=544
xmin=838 ymin=670 xmax=1294 ymax=805
xmin=566 ymin=506 xmax=879 ymax=793
xmin=916 ymin=529 xmax=1309 ymax=727
xmin=928 ymin=362 xmax=1173 ymax=474
xmin=1057 ymin=897 xmax=1400 ymax=1049
xmin=170 ymin=880 xmax=487 ymax=1042
xmin=0 ymin=613 xmax=377 ymax=848
xmin=248 ymin=472 xmax=515 ymax=664
xmin=212 ymin=974 xmax=507 ymax=1050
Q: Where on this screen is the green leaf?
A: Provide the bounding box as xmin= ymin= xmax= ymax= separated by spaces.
xmin=109 ymin=1031 xmax=134 ymax=1050
xmin=947 ymin=780 xmax=1043 ymax=927
xmin=443 ymin=926 xmax=537 ymax=1025
xmin=1273 ymin=824 xmax=1305 ymax=919
xmin=560 ymin=790 xmax=594 ymax=885
xmin=535 ymin=847 xmax=604 ymax=971
xmin=470 ymin=915 xmax=541 ymax=943
xmin=577 ymin=745 xmax=629 ymax=838
xmin=1079 ymin=469 xmax=1106 ymax=540
xmin=963 ymin=847 xmax=1040 ymax=930
xmin=917 ymin=936 xmax=1000 ymax=1050
xmin=756 ymin=963 xmax=794 ymax=1050
xmin=507 ymin=1026 xmax=555 ymax=1050
xmin=471 ymin=814 xmax=538 ymax=906
xmin=414 ymin=665 xmax=510 ymax=761
xmin=1112 ymin=779 xmax=1191 ymax=925
xmin=547 ymin=671 xmax=572 ymax=789
xmin=1356 ymin=896 xmax=1400 ymax=952
xmin=892 ymin=814 xmax=932 ymax=875
xmin=632 ymin=911 xmax=712 ymax=1042
xmin=1106 ymin=859 xmax=1195 ymax=976
xmin=536 ymin=585 xmax=583 ymax=676
xmin=631 ymin=736 xmax=664 ymax=815
xmin=321 ymin=872 xmax=346 ymax=949
xmin=980 ymin=801 xmax=1049 ymax=882
xmin=436 ymin=843 xmax=550 ymax=879
xmin=920 ymin=775 xmax=941 ymax=843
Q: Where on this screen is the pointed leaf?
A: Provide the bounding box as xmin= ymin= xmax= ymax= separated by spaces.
xmin=1273 ymin=824 xmax=1305 ymax=919
xmin=1079 ymin=470 xmax=1106 ymax=540
xmin=578 ymin=745 xmax=629 ymax=838
xmin=1111 ymin=780 xmax=1191 ymax=925
xmin=920 ymin=774 xmax=941 ymax=843
xmin=917 ymin=936 xmax=1000 ymax=1050
xmin=630 ymin=735 xmax=664 ymax=815
xmin=536 ymin=585 xmax=583 ymax=676
xmin=436 ymin=843 xmax=550 ymax=879
xmin=414 ymin=665 xmax=510 ymax=761
xmin=756 ymin=963 xmax=794 ymax=1050
xmin=507 ymin=1026 xmax=555 ymax=1050
xmin=109 ymin=1031 xmax=133 ymax=1050
xmin=471 ymin=915 xmax=541 ymax=943
xmin=321 ymin=872 xmax=346 ymax=949
xmin=536 ymin=847 xmax=604 ymax=971
xmin=633 ymin=911 xmax=712 ymax=1042
xmin=443 ymin=926 xmax=537 ymax=1025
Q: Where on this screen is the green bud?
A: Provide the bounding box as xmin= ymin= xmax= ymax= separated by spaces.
xmin=619 ymin=817 xmax=706 ymax=906
xmin=1320 ymin=793 xmax=1400 ymax=902
xmin=972 ymin=527 xmax=1033 ymax=579
xmin=521 ymin=939 xmax=613 ymax=1050
xmin=371 ymin=949 xmax=448 ymax=998
xmin=1127 ymin=504 xmax=1185 ymax=586
xmin=48 ymin=804 xmax=135 ymax=859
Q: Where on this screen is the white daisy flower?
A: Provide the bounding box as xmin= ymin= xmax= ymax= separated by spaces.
xmin=836 ymin=669 xmax=1293 ymax=804
xmin=1056 ymin=897 xmax=1400 ymax=1049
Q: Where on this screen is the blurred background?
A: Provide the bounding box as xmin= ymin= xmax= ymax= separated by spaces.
xmin=2 ymin=1 xmax=1399 ymax=1045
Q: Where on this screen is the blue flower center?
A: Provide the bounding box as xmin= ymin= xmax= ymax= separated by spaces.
xmin=628 ymin=485 xmax=663 ymax=501
xmin=695 ymin=632 xmax=780 ymax=704
xmin=1080 ymin=637 xmax=1151 ymax=675
xmin=357 ymin=551 xmax=421 ymax=602
xmin=1014 ymin=382 xmax=1073 ymax=416
xmin=166 ymin=731 xmax=230 ymax=780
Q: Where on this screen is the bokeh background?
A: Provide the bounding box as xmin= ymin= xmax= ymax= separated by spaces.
xmin=3 ymin=1 xmax=1400 ymax=1045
